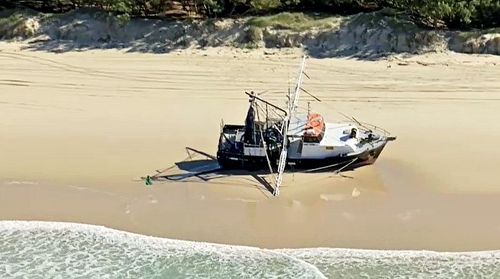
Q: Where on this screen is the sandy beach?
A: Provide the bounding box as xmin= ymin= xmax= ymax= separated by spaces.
xmin=1 ymin=42 xmax=500 ymax=251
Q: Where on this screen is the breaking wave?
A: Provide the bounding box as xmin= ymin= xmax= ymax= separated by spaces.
xmin=1 ymin=221 xmax=499 ymax=278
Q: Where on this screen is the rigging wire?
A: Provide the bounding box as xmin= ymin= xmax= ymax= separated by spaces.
xmin=254 ymin=102 xmax=277 ymax=187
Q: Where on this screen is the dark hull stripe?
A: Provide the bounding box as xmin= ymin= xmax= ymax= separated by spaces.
xmin=217 ymin=142 xmax=388 ymax=171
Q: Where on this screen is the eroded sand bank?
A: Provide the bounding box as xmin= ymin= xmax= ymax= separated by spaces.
xmin=1 ymin=42 xmax=500 ymax=250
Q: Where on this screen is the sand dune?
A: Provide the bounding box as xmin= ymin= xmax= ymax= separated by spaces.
xmin=1 ymin=42 xmax=500 ymax=250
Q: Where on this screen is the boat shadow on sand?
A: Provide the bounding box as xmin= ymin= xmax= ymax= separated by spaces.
xmin=147 ymin=147 xmax=359 ymax=196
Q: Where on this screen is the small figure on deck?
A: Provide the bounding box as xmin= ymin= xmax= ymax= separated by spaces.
xmin=349 ymin=128 xmax=358 ymax=139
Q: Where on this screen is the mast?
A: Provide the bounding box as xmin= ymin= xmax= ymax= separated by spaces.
xmin=273 ymin=55 xmax=307 ymax=196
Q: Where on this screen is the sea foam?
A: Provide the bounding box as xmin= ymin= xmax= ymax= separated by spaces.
xmin=0 ymin=221 xmax=324 ymax=278
xmin=1 ymin=221 xmax=500 ymax=278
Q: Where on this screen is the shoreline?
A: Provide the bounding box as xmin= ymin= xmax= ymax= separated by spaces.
xmin=3 ymin=219 xmax=500 ymax=254
xmin=4 ymin=178 xmax=500 ymax=251
xmin=3 ymin=220 xmax=500 ymax=278
xmin=1 ymin=42 xmax=500 ymax=251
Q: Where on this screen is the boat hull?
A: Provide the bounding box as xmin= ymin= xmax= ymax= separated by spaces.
xmin=217 ymin=140 xmax=389 ymax=172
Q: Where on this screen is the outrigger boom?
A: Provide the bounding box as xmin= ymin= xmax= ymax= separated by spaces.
xmin=273 ymin=55 xmax=307 ymax=196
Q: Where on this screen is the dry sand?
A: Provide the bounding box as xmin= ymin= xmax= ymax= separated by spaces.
xmin=1 ymin=42 xmax=500 ymax=251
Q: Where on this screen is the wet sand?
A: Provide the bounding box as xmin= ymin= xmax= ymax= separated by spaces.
xmin=1 ymin=42 xmax=500 ymax=250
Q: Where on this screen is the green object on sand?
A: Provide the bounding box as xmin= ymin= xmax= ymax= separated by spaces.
xmin=144 ymin=175 xmax=153 ymax=186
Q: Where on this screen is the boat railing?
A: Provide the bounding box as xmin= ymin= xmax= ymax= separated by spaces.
xmin=354 ymin=121 xmax=392 ymax=136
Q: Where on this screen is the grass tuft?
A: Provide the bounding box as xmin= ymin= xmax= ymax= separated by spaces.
xmin=246 ymin=12 xmax=342 ymax=32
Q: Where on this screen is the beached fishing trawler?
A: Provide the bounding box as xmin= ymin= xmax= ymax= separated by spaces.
xmin=217 ymin=56 xmax=396 ymax=196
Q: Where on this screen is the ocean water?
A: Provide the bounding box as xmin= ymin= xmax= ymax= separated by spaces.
xmin=1 ymin=221 xmax=499 ymax=278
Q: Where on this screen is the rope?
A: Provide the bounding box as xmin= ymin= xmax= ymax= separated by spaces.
xmin=302 ymin=157 xmax=357 ymax=173
xmin=333 ymin=157 xmax=359 ymax=174
xmin=315 ymin=101 xmax=392 ymax=136
xmin=255 ymin=103 xmax=277 ymax=187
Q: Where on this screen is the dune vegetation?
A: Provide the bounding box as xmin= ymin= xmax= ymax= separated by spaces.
xmin=1 ymin=0 xmax=499 ymax=30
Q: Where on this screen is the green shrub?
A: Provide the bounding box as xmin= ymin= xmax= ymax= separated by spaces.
xmin=249 ymin=0 xmax=281 ymax=13
xmin=0 ymin=10 xmax=38 ymax=39
xmin=246 ymin=25 xmax=262 ymax=42
xmin=2 ymin=0 xmax=500 ymax=29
